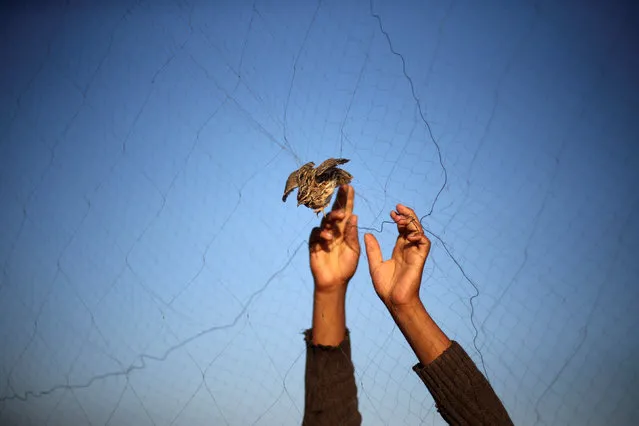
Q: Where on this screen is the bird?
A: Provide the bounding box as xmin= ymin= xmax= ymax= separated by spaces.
xmin=282 ymin=158 xmax=353 ymax=216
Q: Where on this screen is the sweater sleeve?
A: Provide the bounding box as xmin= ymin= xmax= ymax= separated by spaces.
xmin=302 ymin=329 xmax=362 ymax=426
xmin=412 ymin=341 xmax=513 ymax=426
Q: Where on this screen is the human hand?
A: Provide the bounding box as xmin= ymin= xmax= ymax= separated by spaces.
xmin=364 ymin=205 xmax=431 ymax=309
xmin=309 ymin=185 xmax=360 ymax=293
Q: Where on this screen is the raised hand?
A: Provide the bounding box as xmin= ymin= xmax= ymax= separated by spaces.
xmin=309 ymin=185 xmax=360 ymax=293
xmin=364 ymin=204 xmax=431 ymax=309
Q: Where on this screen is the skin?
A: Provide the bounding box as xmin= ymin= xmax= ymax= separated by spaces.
xmin=308 ymin=185 xmax=359 ymax=346
xmin=309 ymin=185 xmax=451 ymax=364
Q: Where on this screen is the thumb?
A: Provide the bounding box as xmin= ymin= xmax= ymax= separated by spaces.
xmin=344 ymin=214 xmax=360 ymax=252
xmin=364 ymin=233 xmax=383 ymax=274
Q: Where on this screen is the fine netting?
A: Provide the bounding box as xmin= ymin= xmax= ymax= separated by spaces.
xmin=1 ymin=1 xmax=638 ymax=425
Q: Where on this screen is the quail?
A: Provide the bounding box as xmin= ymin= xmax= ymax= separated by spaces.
xmin=282 ymin=158 xmax=353 ymax=216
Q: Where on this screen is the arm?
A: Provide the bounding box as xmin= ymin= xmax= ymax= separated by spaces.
xmin=364 ymin=205 xmax=513 ymax=425
xmin=393 ymin=301 xmax=513 ymax=425
xmin=303 ymin=185 xmax=362 ymax=426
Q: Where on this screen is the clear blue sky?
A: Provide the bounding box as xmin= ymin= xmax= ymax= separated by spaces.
xmin=1 ymin=0 xmax=637 ymax=425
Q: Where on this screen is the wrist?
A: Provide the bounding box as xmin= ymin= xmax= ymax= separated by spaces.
xmin=313 ymin=286 xmax=347 ymax=306
xmin=385 ymin=296 xmax=424 ymax=316
xmin=386 ymin=298 xmax=451 ymax=365
xmin=312 ymin=284 xmax=347 ymax=346
xmin=313 ymin=280 xmax=349 ymax=296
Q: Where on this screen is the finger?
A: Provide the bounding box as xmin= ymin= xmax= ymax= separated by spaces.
xmin=406 ymin=232 xmax=422 ymax=241
xmin=395 ymin=204 xmax=423 ymax=234
xmin=309 ymin=227 xmax=322 ymax=249
xmin=344 ymin=185 xmax=354 ymax=214
xmin=326 ymin=209 xmax=345 ymax=222
xmin=331 ymin=185 xmax=348 ymax=212
xmin=332 ymin=184 xmax=354 ymax=214
xmin=320 ymin=216 xmax=340 ymax=240
xmin=319 ymin=211 xmax=342 ymax=235
xmin=310 ymin=226 xmax=332 ymax=254
xmin=390 ymin=210 xmax=411 ymax=228
xmin=406 ymin=232 xmax=430 ymax=246
xmin=320 ymin=228 xmax=334 ymax=240
xmin=406 ymin=233 xmax=431 ymax=257
xmin=364 ymin=233 xmax=383 ymax=272
xmin=396 ymin=204 xmax=417 ymax=216
xmin=343 ymin=214 xmax=360 ymax=252
xmin=320 ymin=210 xmax=345 ymax=239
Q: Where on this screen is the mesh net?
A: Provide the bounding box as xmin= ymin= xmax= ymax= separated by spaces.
xmin=1 ymin=0 xmax=638 ymax=425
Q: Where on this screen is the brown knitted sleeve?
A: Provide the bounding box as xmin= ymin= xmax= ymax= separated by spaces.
xmin=302 ymin=329 xmax=362 ymax=426
xmin=412 ymin=341 xmax=514 ymax=425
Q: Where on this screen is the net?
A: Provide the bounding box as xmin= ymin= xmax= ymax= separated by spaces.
xmin=1 ymin=0 xmax=637 ymax=425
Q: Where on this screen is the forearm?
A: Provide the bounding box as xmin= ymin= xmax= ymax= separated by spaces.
xmin=391 ymin=300 xmax=513 ymax=425
xmin=303 ymin=328 xmax=361 ymax=426
xmin=304 ymin=283 xmax=361 ymax=425
xmin=412 ymin=341 xmax=514 ymax=425
xmin=311 ymin=285 xmax=347 ymax=346
xmin=388 ymin=299 xmax=451 ymax=365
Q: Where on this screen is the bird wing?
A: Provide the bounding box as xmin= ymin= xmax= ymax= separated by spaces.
xmin=282 ymin=169 xmax=299 ymax=202
xmin=316 ymin=158 xmax=350 ymax=176
xmin=334 ymin=169 xmax=353 ymax=186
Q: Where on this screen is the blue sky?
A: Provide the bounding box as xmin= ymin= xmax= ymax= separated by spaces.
xmin=1 ymin=0 xmax=637 ymax=424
